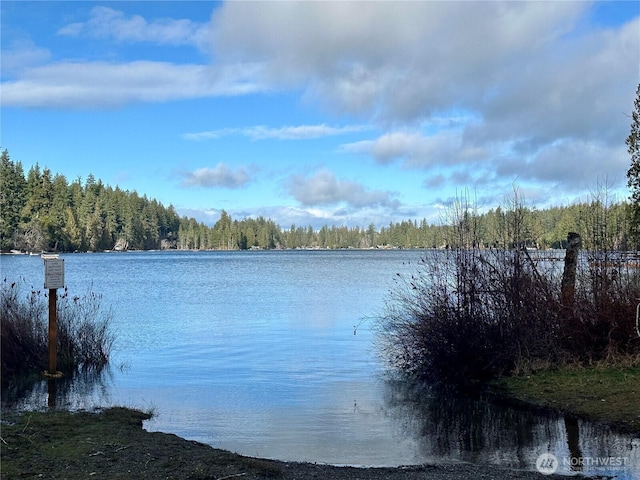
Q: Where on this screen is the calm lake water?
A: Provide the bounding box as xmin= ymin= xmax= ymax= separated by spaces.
xmin=1 ymin=250 xmax=638 ymax=477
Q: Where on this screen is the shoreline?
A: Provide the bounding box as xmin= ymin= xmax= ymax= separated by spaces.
xmin=3 ymin=369 xmax=639 ymax=478
xmin=2 ymin=367 xmax=639 ymax=478
xmin=0 ymin=407 xmax=591 ymax=479
xmin=494 ymin=366 xmax=640 ymax=436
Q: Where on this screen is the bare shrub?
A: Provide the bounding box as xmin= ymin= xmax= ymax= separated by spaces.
xmin=0 ymin=278 xmax=47 ymax=377
xmin=378 ymin=188 xmax=640 ymax=388
xmin=567 ymin=183 xmax=640 ymax=363
xmin=1 ymin=278 xmax=114 ymax=380
xmin=379 ymin=247 xmax=564 ymax=387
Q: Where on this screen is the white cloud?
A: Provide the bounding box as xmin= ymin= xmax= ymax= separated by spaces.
xmin=177 ymin=203 xmax=422 ymax=230
xmin=1 ymin=61 xmax=267 ymax=108
xmin=287 ymin=169 xmax=399 ymax=209
xmin=183 ymin=124 xmax=370 ymax=141
xmin=175 ymin=207 xmax=222 ymax=226
xmin=57 ymin=6 xmax=210 ymax=51
xmin=246 ymin=205 xmax=336 ymax=229
xmin=497 ymin=140 xmax=628 ymax=190
xmin=181 ymin=128 xmax=236 ymax=141
xmin=177 ymin=164 xmax=251 ymax=189
xmin=210 ymin=2 xmax=589 ymax=120
xmin=0 ymin=39 xmax=51 ymax=75
xmin=342 ymin=130 xmax=487 ymax=168
xmin=224 ymin=202 xmax=434 ymax=229
xmin=464 ymin=17 xmax=640 ymax=150
xmin=343 ymin=132 xmax=427 ymax=165
xmin=244 ymin=124 xmax=368 ymax=140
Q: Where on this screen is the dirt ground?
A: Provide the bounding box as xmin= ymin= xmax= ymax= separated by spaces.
xmin=0 ymin=407 xmax=592 ymax=479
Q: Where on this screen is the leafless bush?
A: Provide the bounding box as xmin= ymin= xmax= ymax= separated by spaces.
xmin=379 ymin=247 xmax=565 ymax=387
xmin=569 ymin=183 xmax=640 ymax=362
xmin=378 ymin=189 xmax=640 ymax=388
xmin=1 ymin=278 xmax=114 ymax=380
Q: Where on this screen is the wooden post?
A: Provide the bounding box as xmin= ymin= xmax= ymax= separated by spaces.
xmin=43 ymin=254 xmax=64 ymax=379
xmin=47 ymin=378 xmax=57 ymax=407
xmin=561 ymin=232 xmax=581 ymax=306
xmin=48 ymin=288 xmax=57 ymax=375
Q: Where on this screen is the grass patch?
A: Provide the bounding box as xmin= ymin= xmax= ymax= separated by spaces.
xmin=495 ymin=366 xmax=640 ymax=434
xmin=0 ymin=407 xmax=285 ymax=479
xmin=1 ymin=408 xmax=150 ymax=478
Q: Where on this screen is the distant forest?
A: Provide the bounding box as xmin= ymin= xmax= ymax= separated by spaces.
xmin=0 ymin=149 xmax=634 ymax=253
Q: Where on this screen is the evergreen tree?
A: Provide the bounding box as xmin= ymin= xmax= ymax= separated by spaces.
xmin=2 ymin=148 xmax=639 ymax=253
xmin=0 ymin=150 xmax=27 ymax=250
xmin=626 ymin=83 xmax=640 ymax=247
xmin=49 ymin=174 xmax=71 ymax=250
xmin=63 ymin=206 xmax=82 ymax=251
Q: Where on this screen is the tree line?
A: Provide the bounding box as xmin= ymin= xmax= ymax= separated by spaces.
xmin=0 ymin=151 xmax=180 ymax=253
xmin=0 ymin=148 xmax=636 ymax=253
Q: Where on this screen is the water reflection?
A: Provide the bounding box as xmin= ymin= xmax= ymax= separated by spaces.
xmin=2 ymin=367 xmax=115 ymax=411
xmin=382 ymin=380 xmax=639 ymax=478
xmin=3 ymin=371 xmax=638 ymax=478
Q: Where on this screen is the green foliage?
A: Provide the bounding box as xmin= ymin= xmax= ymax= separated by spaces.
xmin=0 ymin=148 xmax=637 ymax=252
xmin=498 ymin=367 xmax=640 ymax=434
xmin=0 ymin=150 xmax=27 ymax=250
xmin=0 ymin=153 xmax=181 ymax=252
xmin=627 ymin=83 xmax=640 ymax=246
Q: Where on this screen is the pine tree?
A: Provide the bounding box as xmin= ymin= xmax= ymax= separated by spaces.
xmin=0 ymin=150 xmax=27 ymax=250
xmin=626 ymin=83 xmax=640 ymax=247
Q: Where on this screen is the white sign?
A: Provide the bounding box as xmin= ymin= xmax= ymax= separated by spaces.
xmin=43 ymin=256 xmax=65 ymax=289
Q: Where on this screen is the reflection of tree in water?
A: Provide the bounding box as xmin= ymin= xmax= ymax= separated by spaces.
xmin=571 ymin=421 xmax=640 ymax=479
xmin=1 ymin=367 xmax=115 ymax=411
xmin=564 ymin=416 xmax=583 ymax=472
xmin=380 ymin=379 xmax=638 ymax=475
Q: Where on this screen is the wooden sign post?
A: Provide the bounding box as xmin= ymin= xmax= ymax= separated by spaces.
xmin=43 ymin=254 xmax=64 ymax=377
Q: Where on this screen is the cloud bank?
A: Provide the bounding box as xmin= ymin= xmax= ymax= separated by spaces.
xmin=208 ymin=2 xmax=637 ymax=197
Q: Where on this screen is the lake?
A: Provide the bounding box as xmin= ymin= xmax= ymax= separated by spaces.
xmin=1 ymin=250 xmax=638 ymax=477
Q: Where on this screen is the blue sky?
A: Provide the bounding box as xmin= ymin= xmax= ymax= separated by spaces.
xmin=1 ymin=1 xmax=639 ymax=228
